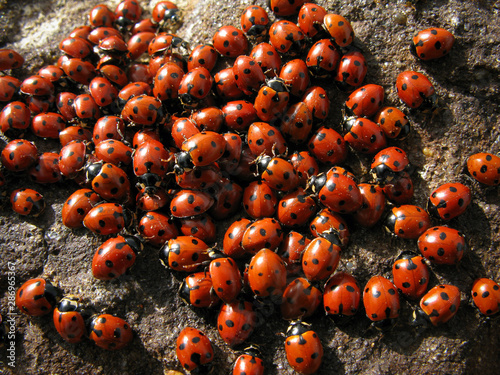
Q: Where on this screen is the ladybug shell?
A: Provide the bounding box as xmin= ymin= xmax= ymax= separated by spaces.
xmin=302 ymin=237 xmax=341 ymax=282
xmin=371 ymin=146 xmax=410 ymax=183
xmin=269 ymin=20 xmax=305 ymax=56
xmin=352 ymin=183 xmax=386 ymax=228
xmin=419 ymin=284 xmax=460 ymax=326
xmin=278 ymin=231 xmax=310 ymax=276
xmin=213 ymin=25 xmax=249 ymax=58
xmin=62 ymin=189 xmax=101 ymax=228
xmin=301 ymin=86 xmax=330 ymax=121
xmin=280 ymin=102 xmax=313 ymax=145
xmin=277 ymin=187 xmax=317 ymax=228
xmin=343 ymin=117 xmax=387 ymax=154
xmin=317 ymin=171 xmax=362 ymax=214
xmin=241 ymin=217 xmax=283 ymax=254
xmin=10 ymin=188 xmax=45 ymax=217
xmin=89 ymin=314 xmax=133 ymax=350
xmin=411 ymin=28 xmax=455 ymax=60
xmin=345 ymin=84 xmax=384 ymax=118
xmin=243 ymin=180 xmax=278 ymax=219
xmin=363 ymin=276 xmax=400 ymax=322
xmin=250 ymin=42 xmax=282 ymax=78
xmin=170 ymin=189 xmax=214 ymax=218
xmin=428 ymin=182 xmax=471 ymax=220
xmin=137 ymin=211 xmax=178 ymax=247
xmin=58 ymin=140 xmax=87 ymax=179
xmin=179 ymin=272 xmax=220 ymax=309
xmin=233 ymin=55 xmax=265 ymax=96
xmin=279 ymin=59 xmax=310 ymax=97
xmin=240 ymin=5 xmax=269 ymax=38
xmin=253 ymin=79 xmax=289 ymax=123
xmin=417 ymin=226 xmax=466 ymax=265
xmin=259 ymin=156 xmax=299 ymax=192
xmin=323 ymin=13 xmax=354 ymax=48
xmin=89 ymin=162 xmax=131 ymax=203
xmin=176 ymin=327 xmax=214 ymax=372
xmin=16 ymin=278 xmax=58 ymax=316
xmin=335 ymin=51 xmax=367 ymax=90
xmin=178 ymin=67 xmax=213 ymax=108
xmin=385 ymin=205 xmax=431 ymax=240
xmin=289 ymin=151 xmax=319 ymax=187
xmin=53 ymin=296 xmax=86 ymax=343
xmin=471 ymin=278 xmax=500 ymax=316
xmin=209 ymin=257 xmax=242 ymax=304
xmin=396 ymin=71 xmax=435 ymax=109
xmin=159 ymin=236 xmax=211 ymax=272
xmin=247 ymin=121 xmax=287 ymax=158
xmin=92 ymin=236 xmax=141 ymax=280
xmin=392 ymin=253 xmax=430 ymax=300
xmin=179 ymin=214 xmax=217 ymax=243
xmin=285 ymin=322 xmax=323 ymax=375
xmin=188 ymin=44 xmax=219 ymax=72
xmin=217 ymin=300 xmax=257 ymax=347
xmin=466 ymin=152 xmax=500 ymax=186
xmin=181 ymin=131 xmax=226 ymax=167
xmin=382 ymin=171 xmax=414 ymax=204
xmin=323 ymin=272 xmax=361 ymax=318
xmin=83 ymin=203 xmax=129 ymax=236
xmin=297 ymin=3 xmax=327 ymax=38
xmin=1 ymin=139 xmax=38 ymax=172
xmin=280 ymin=277 xmax=322 ymax=320
xmin=0 ymin=48 xmax=24 ymax=70
xmin=94 ymin=139 xmax=133 ymax=167
xmin=307 ymin=126 xmax=347 ymax=165
xmin=309 ymin=208 xmax=350 ymax=248
xmin=374 ymin=106 xmax=410 ymax=140
xmin=233 ymin=351 xmax=265 ymax=375
xmin=223 ymin=218 xmax=252 ymax=259
xmin=133 ymin=139 xmax=171 ymax=177
xmin=248 ymin=248 xmax=287 ymax=299
xmin=306 ymin=39 xmax=340 ymax=78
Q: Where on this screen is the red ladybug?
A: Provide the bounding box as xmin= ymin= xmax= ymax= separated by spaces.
xmin=352 ymin=183 xmax=386 ymax=228
xmin=212 ymin=25 xmax=248 ymax=57
xmin=307 ymin=126 xmax=347 ymax=165
xmin=133 ymin=140 xmax=171 ymax=193
xmin=335 ymin=51 xmax=367 ymax=91
xmin=382 ymin=171 xmax=414 ymax=204
xmin=233 ymin=346 xmax=265 ymax=375
xmin=89 ymin=4 xmax=115 ymax=27
xmin=363 ymin=276 xmax=400 ymax=329
xmin=254 ymin=78 xmax=290 ymax=123
xmin=289 ymin=151 xmax=319 ymax=187
xmin=176 ymin=327 xmax=214 ymax=372
xmin=0 ymin=75 xmax=21 ymax=103
xmin=306 ymin=39 xmax=340 ymax=78
xmin=16 ymin=278 xmax=58 ymax=316
xmin=217 ymin=300 xmax=257 ymax=347
xmin=277 ymin=187 xmax=317 ymax=228
xmin=302 ymin=235 xmax=341 ymax=282
xmin=240 ymin=5 xmax=269 ymax=38
xmin=92 ymin=116 xmax=125 ymax=145
xmin=28 ymin=152 xmax=61 ymax=184
xmin=270 ymin=0 xmax=306 ymax=16
xmin=214 ymin=67 xmax=244 ymax=100
xmin=190 ymin=106 xmax=225 ymax=132
xmin=371 ymin=146 xmax=411 ymax=183
xmin=122 ymin=95 xmax=165 ymax=126
xmin=466 ymin=152 xmax=500 ymax=186
xmin=247 ymin=121 xmax=287 ymax=157
xmin=94 ymin=139 xmax=133 ymax=168
xmin=86 ymin=162 xmax=131 ymax=203
xmin=280 ymin=277 xmax=322 ymax=320
xmin=151 ymin=1 xmax=180 ymax=29
xmin=208 ymin=178 xmax=243 ymax=220
xmin=284 ymin=321 xmax=323 ymax=375
xmin=62 ymin=189 xmax=101 ymax=229
xmin=309 ymin=208 xmax=350 ymax=248
xmin=315 ymin=168 xmax=363 ymax=214
xmin=218 ymin=132 xmax=243 ymax=174
xmin=392 ymin=252 xmax=430 ymax=300
xmin=323 ymin=13 xmax=354 ymax=47
xmin=250 ymin=42 xmax=282 ymax=78
xmin=301 ymin=86 xmax=330 ymax=122
xmin=159 ymin=236 xmax=212 ymax=272
xmin=344 ymin=84 xmax=384 ymax=118
xmin=1 ymin=139 xmax=38 ymax=172
xmin=178 ymin=67 xmax=213 ymax=108
xmin=179 ymin=214 xmax=217 ymax=243
xmin=280 ymin=102 xmax=313 ymax=145
xmin=92 ymin=235 xmax=142 ymax=280
xmin=278 ymin=231 xmax=310 ymax=276
xmin=89 ymin=314 xmax=133 ymax=350
xmin=396 ymin=71 xmax=436 ymax=110
xmin=209 ymin=256 xmax=242 ymax=303
xmin=428 ymin=182 xmax=471 ymax=220
xmin=385 ymin=205 xmax=431 ymax=240
xmin=269 ymin=20 xmax=306 ymax=56
xmin=179 ymin=271 xmax=220 ymax=309
xmin=279 ymin=59 xmax=310 ymax=97
xmin=255 ymin=155 xmax=299 ymax=192
xmin=0 ymin=101 xmax=31 ymax=135
xmin=323 ymin=272 xmax=361 ymax=320
xmin=176 ymin=131 xmax=226 ymax=170
xmin=417 ymin=226 xmax=466 ymax=265
xmin=233 ymin=55 xmax=265 ymax=96
xmin=415 ymin=284 xmax=461 ymax=326
xmin=223 ymin=218 xmax=252 ymax=259
xmin=0 ymin=48 xmax=24 ymax=70
xmin=248 ymin=248 xmax=287 ymax=300
xmin=137 ymin=211 xmax=179 ymax=247
xmin=187 ymin=44 xmax=218 ymax=72
xmin=175 ymin=165 xmax=222 ymax=191
xmin=343 ymin=117 xmax=387 ymax=154
xmin=169 ymin=189 xmax=214 ymax=218
xmin=374 ymin=106 xmax=410 ymax=140
xmin=410 ymin=28 xmax=455 ymax=60
xmin=241 ymin=217 xmax=283 ymax=255
xmin=471 ymin=278 xmax=500 ymax=316
xmin=222 ymin=100 xmax=257 ymax=131
xmin=59 ymin=126 xmax=92 ymax=146
xmin=127 ymin=31 xmax=155 ymax=61
xmin=20 ymin=74 xmax=54 ymax=96
xmin=83 ymin=203 xmax=131 ymax=236
xmin=10 ymin=188 xmax=45 ymax=217
xmin=53 ymin=296 xmax=87 ymax=343
xmin=118 ymin=81 xmax=152 ymax=105
xmin=297 ymin=3 xmax=327 ymax=38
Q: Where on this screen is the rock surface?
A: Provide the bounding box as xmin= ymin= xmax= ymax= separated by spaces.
xmin=0 ymin=0 xmax=499 ymax=374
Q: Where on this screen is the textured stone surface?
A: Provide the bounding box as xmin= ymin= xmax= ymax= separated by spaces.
xmin=0 ymin=0 xmax=499 ymax=374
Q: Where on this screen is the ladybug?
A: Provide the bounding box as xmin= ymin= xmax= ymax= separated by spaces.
xmin=427 ymin=182 xmax=471 ymax=220
xmin=0 ymin=101 xmax=31 ymax=136
xmin=133 ymin=140 xmax=171 ymax=193
xmin=255 ymin=155 xmax=299 ymax=192
xmin=302 ymin=235 xmax=341 ymax=282
xmin=323 ymin=13 xmax=354 ymax=47
xmin=59 ymin=36 xmax=93 ymax=59
xmin=179 ymin=214 xmax=217 ymax=243
xmin=59 ymin=125 xmax=92 ymax=146
xmin=175 ymin=165 xmax=222 ymax=191
xmin=86 ymin=162 xmax=131 ymax=203
xmin=0 ymin=75 xmax=21 ymax=103
xmin=207 ymin=178 xmax=243 ymax=220
xmin=133 ymin=128 xmax=161 ymax=148
xmin=127 ymin=31 xmax=156 ymax=61
xmin=16 ymin=278 xmax=58 ymax=316
xmin=53 ymin=296 xmax=87 ymax=343
xmin=280 ymin=277 xmax=322 ymax=320
xmin=352 ymin=183 xmax=386 ymax=228
xmin=301 ymin=86 xmax=330 ymax=122
xmin=0 ymin=48 xmax=24 ymax=70
xmin=89 ymin=4 xmax=115 ymax=27
xmin=315 ymin=168 xmax=363 ymax=214
xmin=209 ymin=256 xmax=242 ymax=303
xmin=159 ymin=236 xmax=212 ymax=272
xmin=306 ymin=39 xmax=340 ymax=78
xmin=371 ymin=146 xmax=411 ymax=183
xmin=297 ymin=3 xmax=327 ymax=38
xmin=92 ymin=235 xmax=142 ymax=280
xmin=151 ymin=1 xmax=181 ymax=30
xmin=87 ymin=27 xmax=122 ymax=45
xmin=88 ymin=314 xmax=133 ymax=350
xmin=187 ymin=44 xmax=218 ymax=72
xmin=233 ymin=346 xmax=265 ymax=375
xmin=392 ymin=252 xmax=430 ymax=300
xmin=253 ymin=78 xmax=290 ymax=123
xmin=269 ymin=20 xmax=306 ymax=56
xmin=92 ymin=116 xmax=125 ymax=145
xmin=233 ymin=55 xmax=266 ymax=96
xmin=28 ymin=152 xmax=62 ymax=184
xmin=374 ymin=106 xmax=411 ymax=140
xmin=115 ymin=0 xmax=142 ymax=29
xmin=417 ymin=226 xmax=466 ymax=265
xmin=171 ymin=117 xmax=201 ymax=149
xmin=121 ymin=95 xmax=165 ymax=126
xmin=335 ymin=51 xmax=367 ymax=91
xmin=248 ymin=248 xmax=287 ymax=300
xmin=213 ymin=25 xmax=249 ymax=58
xmin=466 ymin=152 xmax=500 ymax=186
xmin=241 ymin=217 xmax=284 ymax=255
xmin=344 ymin=84 xmax=385 ymax=118
xmin=414 ymin=284 xmax=460 ymax=327
xmin=396 ymin=71 xmax=436 ymax=110
xmin=191 ymin=106 xmax=225 ymax=132
xmin=323 ymin=272 xmax=361 ymax=321
xmin=170 ymin=189 xmax=215 ymax=219
xmin=61 ymin=58 xmax=96 ymax=85
xmin=20 ymin=74 xmax=54 ymax=96
xmin=471 ymin=278 xmax=500 ymax=316
xmin=284 ymin=321 xmax=323 ymax=375
xmin=176 ymin=327 xmax=214 ymax=372
xmin=343 ymin=117 xmax=387 ymax=154
xmin=363 ymin=276 xmax=400 ymax=329
xmin=94 ymin=139 xmax=133 ymax=168
xmin=250 ymin=42 xmax=282 ymax=78
xmin=73 ymin=94 xmax=101 ymax=123
xmin=217 ymin=300 xmax=257 ymax=347
xmin=137 ymin=211 xmax=179 ymax=247
xmin=83 ymin=203 xmax=131 ymax=236
xmin=247 ymin=121 xmax=287 ymax=157
xmin=280 ymin=102 xmax=313 ymax=145
xmin=223 ymin=218 xmax=252 ymax=259
xmin=89 ymin=77 xmax=118 ymax=107
xmin=99 ymin=64 xmax=129 ymax=87
xmin=179 ymin=271 xmax=220 ymax=309
xmin=62 ymin=189 xmax=101 ymax=229
xmin=241 ymin=5 xmax=269 ymax=38
xmin=309 ymin=208 xmax=350 ymax=248
xmin=176 ymin=131 xmax=226 ymax=170
xmin=307 ymin=126 xmax=347 ymax=165
xmin=289 ymin=151 xmax=319 ymax=187
xmin=222 ymin=100 xmax=257 ymax=132
xmin=279 ymin=59 xmax=310 ymax=97
xmin=214 ymin=67 xmax=244 ymax=100
xmin=218 ymin=132 xmax=243 ymax=174
xmin=277 ymin=187 xmax=317 ymax=228
xmin=410 ymin=28 xmax=455 ymax=60
xmin=178 ymin=67 xmax=213 ymax=108
xmin=270 ymin=0 xmax=306 ymax=16
xmin=10 ymin=188 xmax=45 ymax=217
xmin=136 ymin=186 xmax=170 ymax=212
xmin=118 ymin=82 xmax=152 ymax=106
xmin=385 ymin=205 xmax=431 ymax=240
xmin=1 ymin=139 xmax=38 ymax=172
xmin=278 ymin=231 xmax=310 ymax=276
xmin=383 ymin=171 xmax=414 ymax=205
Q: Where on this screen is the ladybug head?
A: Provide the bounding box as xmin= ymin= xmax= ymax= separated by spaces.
xmin=161 ymin=8 xmax=182 ymax=27
xmin=286 ymin=320 xmax=312 ymax=337
xmin=305 ymin=173 xmax=326 ymax=194
xmin=42 ymin=280 xmax=59 ymax=309
xmin=179 ymin=93 xmax=199 ymax=109
xmin=85 ymin=161 xmax=104 ymax=182
xmin=371 ymin=164 xmax=397 ymax=184
xmin=124 ymin=235 xmax=144 ymax=254
xmin=254 ymin=154 xmax=272 ymax=176
xmin=396 ymin=251 xmax=420 ymax=262
xmin=319 ymin=228 xmax=342 ymax=248
xmin=247 ymin=24 xmax=267 ymax=38
xmin=343 ymin=116 xmax=357 ymax=133
xmin=174 ymin=151 xmax=193 ymax=175
xmin=137 ymin=173 xmax=162 ymax=194
xmin=57 ymin=296 xmax=81 ymax=313
xmin=265 ymin=77 xmax=288 ymax=93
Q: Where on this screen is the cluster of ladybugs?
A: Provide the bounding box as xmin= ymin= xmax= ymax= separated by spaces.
xmin=2 ymin=0 xmax=500 ymax=373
